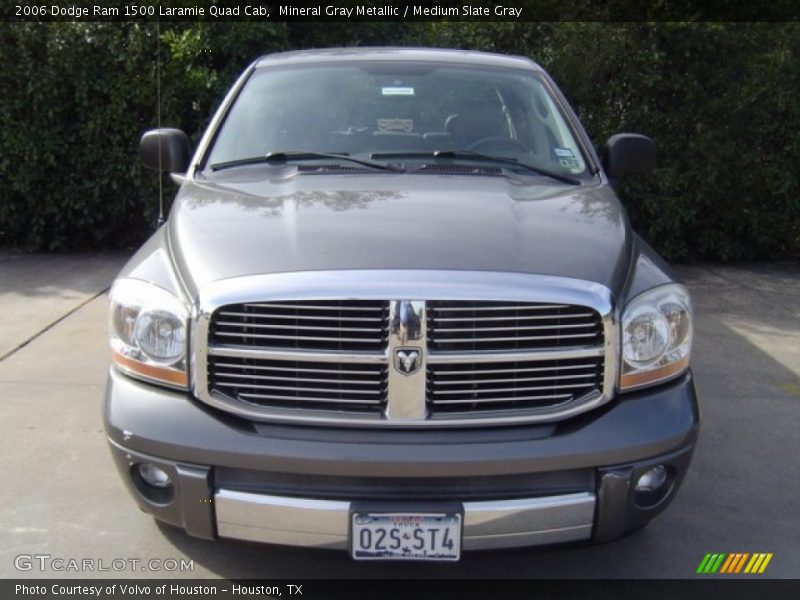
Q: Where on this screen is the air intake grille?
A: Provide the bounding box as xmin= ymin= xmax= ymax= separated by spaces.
xmin=297 ymin=164 xmax=369 ymax=173
xmin=415 ymin=164 xmax=502 ymax=176
xmin=210 ymin=300 xmax=389 ymax=352
xmin=427 ymin=356 xmax=604 ymax=415
xmin=208 ymin=356 xmax=387 ymax=413
xmin=427 ymin=301 xmax=603 ymax=352
xmin=201 ymin=291 xmax=610 ymax=426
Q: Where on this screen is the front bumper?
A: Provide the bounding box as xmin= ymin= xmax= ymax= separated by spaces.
xmin=104 ymin=367 xmax=699 ymax=551
xmin=215 ymin=490 xmax=596 ymax=550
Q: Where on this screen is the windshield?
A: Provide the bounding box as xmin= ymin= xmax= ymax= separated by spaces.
xmin=206 ymin=61 xmax=588 ymax=177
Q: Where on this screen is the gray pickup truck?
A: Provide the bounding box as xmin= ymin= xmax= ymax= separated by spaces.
xmin=104 ymin=48 xmax=698 ymax=561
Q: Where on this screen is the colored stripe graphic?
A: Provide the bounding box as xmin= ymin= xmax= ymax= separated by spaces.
xmin=734 ymin=553 xmax=750 ymax=573
xmin=745 ymin=554 xmax=760 ymax=573
xmin=720 ymin=553 xmax=749 ymax=574
xmin=719 ymin=554 xmax=737 ymax=574
xmin=744 ymin=553 xmax=774 ymax=574
xmin=701 ymin=552 xmax=773 ymax=575
xmin=697 ymin=554 xmax=713 ymax=574
xmin=712 ymin=553 xmax=727 ymax=573
xmin=703 ymin=553 xmax=726 ymax=573
xmin=699 ymin=553 xmax=720 ymax=573
xmin=759 ymin=554 xmax=774 ymax=573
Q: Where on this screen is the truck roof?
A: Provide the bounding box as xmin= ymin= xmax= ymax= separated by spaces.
xmin=254 ymin=47 xmax=543 ymax=72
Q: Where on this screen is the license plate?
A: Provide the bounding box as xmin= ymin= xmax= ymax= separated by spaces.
xmin=351 ymin=512 xmax=461 ymax=561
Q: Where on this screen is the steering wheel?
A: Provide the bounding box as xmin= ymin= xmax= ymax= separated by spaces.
xmin=466 ymin=136 xmax=529 ymax=154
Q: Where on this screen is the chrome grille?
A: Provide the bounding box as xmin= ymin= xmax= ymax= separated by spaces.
xmin=428 ymin=357 xmax=604 ymax=415
xmin=195 ymin=271 xmax=615 ymax=427
xmin=427 ymin=301 xmax=603 ymax=352
xmin=208 ymin=356 xmax=387 ymax=413
xmin=210 ymin=300 xmax=389 ymax=352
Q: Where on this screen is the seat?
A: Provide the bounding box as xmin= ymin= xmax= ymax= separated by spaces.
xmin=444 ymin=102 xmax=507 ymax=148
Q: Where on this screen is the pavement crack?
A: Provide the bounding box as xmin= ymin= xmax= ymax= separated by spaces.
xmin=0 ymin=380 xmax=102 ymax=387
xmin=701 ymin=265 xmax=799 ymax=316
xmin=0 ymin=288 xmax=109 ymax=362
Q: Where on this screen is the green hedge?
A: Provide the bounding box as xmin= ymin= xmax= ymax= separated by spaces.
xmin=1 ymin=22 xmax=798 ymax=260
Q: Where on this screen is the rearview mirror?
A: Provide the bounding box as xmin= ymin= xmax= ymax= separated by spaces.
xmin=139 ymin=128 xmax=191 ymax=173
xmin=603 ymin=133 xmax=656 ymax=179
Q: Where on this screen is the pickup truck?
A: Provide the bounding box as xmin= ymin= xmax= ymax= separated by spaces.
xmin=104 ymin=47 xmax=698 ymax=561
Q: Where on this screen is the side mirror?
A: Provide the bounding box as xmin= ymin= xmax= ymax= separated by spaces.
xmin=603 ymin=133 xmax=656 ymax=179
xmin=139 ymin=128 xmax=191 ymax=173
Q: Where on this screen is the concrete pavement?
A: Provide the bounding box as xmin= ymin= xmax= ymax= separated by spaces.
xmin=0 ymin=255 xmax=797 ymax=578
xmin=0 ymin=251 xmax=127 ymax=360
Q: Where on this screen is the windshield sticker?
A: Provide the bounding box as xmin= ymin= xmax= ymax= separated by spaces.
xmin=381 ymin=86 xmax=415 ymax=96
xmin=559 ymin=158 xmax=581 ymax=170
xmin=553 ymin=147 xmax=580 ymax=170
xmin=553 ymin=147 xmax=575 ymax=158
xmin=378 ymin=119 xmax=414 ymax=132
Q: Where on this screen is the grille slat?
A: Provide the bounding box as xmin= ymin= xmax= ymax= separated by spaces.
xmin=214 ymin=372 xmax=381 ymax=386
xmin=429 ymin=333 xmax=599 ymax=344
xmin=433 ymin=373 xmax=597 ymax=385
xmin=215 ymin=331 xmax=383 ymax=344
xmin=216 ymin=382 xmax=384 ymax=395
xmin=434 ymin=313 xmax=595 ymax=322
xmin=433 ymin=393 xmax=574 ymax=405
xmin=433 ymin=323 xmax=597 ymax=333
xmin=239 ymin=393 xmax=381 ymax=406
xmin=218 ymin=311 xmax=384 ymax=322
xmin=429 ymin=363 xmax=600 ymax=376
xmin=213 ymin=362 xmax=381 ymax=376
xmin=432 ymin=382 xmax=595 ymax=395
xmin=431 ymin=304 xmax=571 ymax=312
xmin=215 ymin=321 xmax=381 ymax=333
xmin=243 ymin=302 xmax=383 ymax=312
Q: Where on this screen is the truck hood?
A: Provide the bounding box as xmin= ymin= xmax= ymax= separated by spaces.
xmin=168 ymin=170 xmax=633 ymax=296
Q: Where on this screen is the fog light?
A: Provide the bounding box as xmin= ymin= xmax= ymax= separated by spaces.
xmin=634 ymin=464 xmax=674 ymax=509
xmin=138 ymin=463 xmax=171 ymax=488
xmin=635 ymin=465 xmax=668 ymax=492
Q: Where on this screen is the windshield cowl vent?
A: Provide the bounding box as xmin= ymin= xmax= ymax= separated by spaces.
xmin=416 ymin=164 xmax=502 ymax=176
xmin=296 ymin=163 xmax=503 ymax=176
xmin=297 ymin=164 xmax=370 ymax=173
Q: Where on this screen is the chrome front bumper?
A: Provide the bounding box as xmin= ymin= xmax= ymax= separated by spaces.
xmin=215 ymin=489 xmax=596 ymax=550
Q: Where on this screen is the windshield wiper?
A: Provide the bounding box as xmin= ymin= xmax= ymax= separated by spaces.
xmin=210 ymin=151 xmax=402 ymax=173
xmin=372 ymin=150 xmax=581 ymax=185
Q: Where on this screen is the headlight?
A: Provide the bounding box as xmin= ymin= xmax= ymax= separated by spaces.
xmin=109 ymin=279 xmax=189 ymax=388
xmin=620 ymin=283 xmax=692 ymax=391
